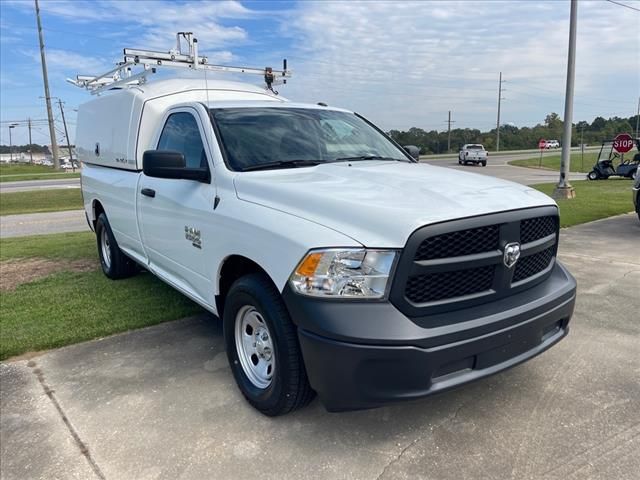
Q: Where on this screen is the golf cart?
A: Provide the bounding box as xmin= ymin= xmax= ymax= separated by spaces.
xmin=587 ymin=139 xmax=639 ymax=180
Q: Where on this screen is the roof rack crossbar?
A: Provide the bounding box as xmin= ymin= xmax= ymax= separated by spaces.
xmin=68 ymin=32 xmax=291 ymax=95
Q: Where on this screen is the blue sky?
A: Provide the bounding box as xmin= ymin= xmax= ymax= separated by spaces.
xmin=1 ymin=0 xmax=638 ymax=145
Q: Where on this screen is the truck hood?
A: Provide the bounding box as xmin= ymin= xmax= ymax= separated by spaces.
xmin=234 ymin=161 xmax=556 ymax=247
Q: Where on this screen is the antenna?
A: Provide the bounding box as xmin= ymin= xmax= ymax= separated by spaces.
xmin=67 ymin=32 xmax=292 ymax=95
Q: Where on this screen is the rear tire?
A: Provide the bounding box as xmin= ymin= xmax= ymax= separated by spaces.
xmin=95 ymin=213 xmax=138 ymax=279
xmin=223 ymin=273 xmax=315 ymax=416
xmin=587 ymin=170 xmax=598 ymax=181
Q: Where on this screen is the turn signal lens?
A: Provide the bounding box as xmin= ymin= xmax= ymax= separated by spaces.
xmin=295 ymin=252 xmax=323 ymax=276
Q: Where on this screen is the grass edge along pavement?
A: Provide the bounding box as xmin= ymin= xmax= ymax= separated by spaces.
xmin=531 ymin=179 xmax=634 ymax=228
xmin=0 ymin=188 xmax=83 ymax=215
xmin=509 ymin=151 xmax=598 ymax=173
xmin=0 ymin=231 xmax=203 ymax=360
xmin=0 ymin=163 xmax=80 ymax=183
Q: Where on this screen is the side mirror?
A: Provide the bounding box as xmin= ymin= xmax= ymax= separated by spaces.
xmin=143 ymin=150 xmax=210 ymax=183
xmin=403 ymin=145 xmax=420 ymax=161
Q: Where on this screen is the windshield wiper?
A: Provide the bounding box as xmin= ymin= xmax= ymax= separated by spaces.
xmin=332 ymin=155 xmax=408 ymax=163
xmin=240 ymin=160 xmax=322 ymax=172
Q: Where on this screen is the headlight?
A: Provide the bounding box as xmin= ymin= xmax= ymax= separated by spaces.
xmin=289 ymin=249 xmax=397 ymax=299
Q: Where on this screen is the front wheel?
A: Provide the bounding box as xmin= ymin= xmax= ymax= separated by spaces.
xmin=223 ymin=274 xmax=315 ymax=416
xmin=481 ymin=161 xmax=487 ymax=167
xmin=587 ymin=170 xmax=599 ymax=181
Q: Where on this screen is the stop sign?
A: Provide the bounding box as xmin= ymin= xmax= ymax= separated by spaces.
xmin=538 ymin=139 xmax=546 ymax=149
xmin=613 ymin=133 xmax=634 ymax=153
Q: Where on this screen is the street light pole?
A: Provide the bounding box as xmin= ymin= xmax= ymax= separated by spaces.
xmin=8 ymin=124 xmax=18 ymax=162
xmin=553 ymin=0 xmax=578 ymax=200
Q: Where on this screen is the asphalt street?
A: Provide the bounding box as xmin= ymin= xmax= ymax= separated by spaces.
xmin=0 ymin=209 xmax=88 ymax=238
xmin=0 ymin=156 xmax=585 ymax=238
xmin=2 ymin=213 xmax=639 ymax=480
xmin=0 ymin=177 xmax=80 ymax=193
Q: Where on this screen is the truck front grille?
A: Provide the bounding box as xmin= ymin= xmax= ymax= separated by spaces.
xmin=389 ymin=207 xmax=559 ymax=317
xmin=405 ymin=266 xmax=494 ymax=303
xmin=513 ymin=246 xmax=555 ymax=283
xmin=520 ymin=216 xmax=557 ymax=244
xmin=414 ymin=225 xmax=499 ymax=260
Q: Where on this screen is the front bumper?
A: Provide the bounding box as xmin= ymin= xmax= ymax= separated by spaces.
xmin=283 ymin=261 xmax=576 ymax=411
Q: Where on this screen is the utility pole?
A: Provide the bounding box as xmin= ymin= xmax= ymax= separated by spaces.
xmin=27 ymin=118 xmax=34 ymax=163
xmin=496 ymin=72 xmax=505 ymax=152
xmin=636 ymin=97 xmax=640 ymax=139
xmin=445 ymin=111 xmax=456 ymax=153
xmin=35 ymin=0 xmax=60 ymax=169
xmin=57 ymin=99 xmax=74 ymax=169
xmin=554 ymin=0 xmax=578 ymax=199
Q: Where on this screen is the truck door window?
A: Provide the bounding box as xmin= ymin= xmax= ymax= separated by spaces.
xmin=157 ymin=112 xmax=207 ymax=169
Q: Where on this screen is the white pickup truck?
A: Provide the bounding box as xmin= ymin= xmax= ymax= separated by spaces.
xmin=77 ymin=78 xmax=576 ymax=415
xmin=458 ymin=144 xmax=488 ymax=166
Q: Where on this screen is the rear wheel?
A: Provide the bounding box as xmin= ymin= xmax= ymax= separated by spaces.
xmin=95 ymin=213 xmax=138 ymax=279
xmin=223 ymin=273 xmax=315 ymax=416
xmin=587 ymin=170 xmax=598 ymax=181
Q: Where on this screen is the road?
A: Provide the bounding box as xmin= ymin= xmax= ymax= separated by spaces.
xmin=0 ymin=177 xmax=80 ymax=193
xmin=420 ymin=151 xmax=586 ymax=184
xmin=2 ymin=213 xmax=638 ymax=480
xmin=0 ymin=155 xmax=585 ymax=238
xmin=0 ymin=210 xmax=88 ymax=238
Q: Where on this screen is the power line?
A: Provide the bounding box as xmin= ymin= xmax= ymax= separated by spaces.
xmin=605 ymin=0 xmax=640 ymax=12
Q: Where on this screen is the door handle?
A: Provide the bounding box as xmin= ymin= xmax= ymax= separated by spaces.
xmin=141 ymin=188 xmax=156 ymax=198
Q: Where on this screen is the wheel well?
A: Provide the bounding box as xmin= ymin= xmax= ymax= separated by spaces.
xmin=216 ymin=255 xmax=271 ymax=316
xmin=92 ymin=200 xmax=105 ymax=230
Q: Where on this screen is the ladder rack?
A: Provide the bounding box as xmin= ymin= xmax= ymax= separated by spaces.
xmin=68 ymin=32 xmax=291 ymax=95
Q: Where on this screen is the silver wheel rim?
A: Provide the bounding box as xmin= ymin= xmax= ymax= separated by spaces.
xmin=100 ymin=228 xmax=112 ymax=269
xmin=234 ymin=306 xmax=274 ymax=389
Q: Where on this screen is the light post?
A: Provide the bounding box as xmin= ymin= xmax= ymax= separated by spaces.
xmin=8 ymin=123 xmax=18 ymax=162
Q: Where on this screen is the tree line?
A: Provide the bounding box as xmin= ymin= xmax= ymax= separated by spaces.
xmin=0 ymin=144 xmax=51 ymax=154
xmin=388 ymin=113 xmax=639 ymax=154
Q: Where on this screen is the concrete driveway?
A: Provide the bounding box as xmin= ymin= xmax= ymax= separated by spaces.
xmin=2 ymin=214 xmax=639 ymax=480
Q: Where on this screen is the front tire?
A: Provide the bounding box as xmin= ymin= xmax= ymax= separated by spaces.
xmin=481 ymin=161 xmax=487 ymax=167
xmin=223 ymin=274 xmax=315 ymax=416
xmin=587 ymin=170 xmax=598 ymax=181
xmin=95 ymin=213 xmax=138 ymax=279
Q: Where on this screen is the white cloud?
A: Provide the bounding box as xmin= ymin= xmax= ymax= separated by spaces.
xmin=281 ymin=0 xmax=639 ymax=130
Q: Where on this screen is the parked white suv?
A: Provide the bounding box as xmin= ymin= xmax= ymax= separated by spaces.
xmin=77 ymin=78 xmax=576 ymax=415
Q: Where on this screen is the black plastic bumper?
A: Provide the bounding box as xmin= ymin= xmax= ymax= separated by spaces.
xmin=283 ymin=261 xmax=576 ymax=411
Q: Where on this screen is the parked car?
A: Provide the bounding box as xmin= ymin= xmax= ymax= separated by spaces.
xmin=633 ymin=175 xmax=640 ymax=221
xmin=76 ymin=78 xmax=577 ymax=415
xmin=458 ymin=144 xmax=488 ymax=166
xmin=545 ymin=140 xmax=560 ymax=149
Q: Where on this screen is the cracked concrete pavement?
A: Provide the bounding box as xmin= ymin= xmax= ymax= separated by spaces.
xmin=1 ymin=214 xmax=639 ymax=480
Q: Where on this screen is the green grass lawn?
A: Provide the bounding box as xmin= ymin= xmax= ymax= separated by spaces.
xmin=0 ymin=231 xmax=203 ymax=360
xmin=0 ymin=163 xmax=80 ymax=182
xmin=532 ymin=179 xmax=635 ymax=227
xmin=510 ymin=151 xmax=597 ymax=173
xmin=0 ymin=164 xmax=57 ymax=175
xmin=0 ymin=188 xmax=83 ymax=215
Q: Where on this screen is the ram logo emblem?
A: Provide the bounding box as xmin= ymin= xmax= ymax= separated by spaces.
xmin=503 ymin=242 xmax=521 ymax=268
xmin=185 ymin=226 xmax=202 ymax=249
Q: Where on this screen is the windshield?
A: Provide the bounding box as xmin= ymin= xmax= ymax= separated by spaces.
xmin=211 ymin=107 xmax=410 ymax=171
xmin=466 ymin=145 xmax=484 ymax=150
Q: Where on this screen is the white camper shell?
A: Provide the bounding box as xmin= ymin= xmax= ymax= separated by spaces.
xmin=76 ymin=79 xmax=285 ymax=171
